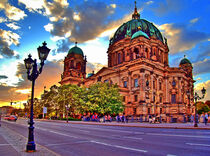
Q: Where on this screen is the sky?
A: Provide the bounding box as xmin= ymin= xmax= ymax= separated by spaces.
xmin=0 ymin=0 xmax=210 ymax=108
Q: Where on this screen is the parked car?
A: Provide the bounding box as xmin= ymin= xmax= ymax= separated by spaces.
xmin=8 ymin=115 xmax=18 ymax=121
xmin=4 ymin=115 xmax=10 ymax=120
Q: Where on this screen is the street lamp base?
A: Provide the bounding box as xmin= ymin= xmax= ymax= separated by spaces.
xmin=194 ymin=123 xmax=198 ymax=127
xmin=26 ymin=143 xmax=36 ymax=152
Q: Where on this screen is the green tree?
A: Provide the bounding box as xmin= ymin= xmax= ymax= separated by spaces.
xmin=196 ymin=101 xmax=210 ymax=114
xmin=86 ymin=82 xmax=124 ymax=115
xmin=57 ymin=84 xmax=85 ymax=118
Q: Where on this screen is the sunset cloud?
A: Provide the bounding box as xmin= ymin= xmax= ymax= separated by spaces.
xmin=18 ymin=0 xmax=44 ymax=13
xmin=193 ymin=59 xmax=210 ymax=76
xmin=0 ymin=0 xmax=27 ymax=21
xmin=159 ymin=23 xmax=210 ymax=54
xmin=0 ymin=29 xmax=20 ymax=58
xmin=43 ymin=1 xmax=116 ymax=43
xmin=0 ymin=60 xmax=63 ymax=105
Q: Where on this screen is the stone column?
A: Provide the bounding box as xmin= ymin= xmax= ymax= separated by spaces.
xmin=178 ymin=77 xmax=182 ymax=103
xmin=165 ymin=76 xmax=169 ymax=103
xmin=140 ymin=69 xmax=145 ymax=101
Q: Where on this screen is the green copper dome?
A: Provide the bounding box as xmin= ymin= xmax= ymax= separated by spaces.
xmin=110 ymin=19 xmax=164 ymax=45
xmin=68 ymin=46 xmax=84 ymax=56
xmin=131 ymin=30 xmax=150 ymax=40
xmin=180 ymin=58 xmax=192 ymax=65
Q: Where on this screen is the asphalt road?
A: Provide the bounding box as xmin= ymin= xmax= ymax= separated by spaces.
xmin=2 ymin=119 xmax=210 ymax=156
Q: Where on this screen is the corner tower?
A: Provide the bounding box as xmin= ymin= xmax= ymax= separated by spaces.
xmin=60 ymin=42 xmax=87 ymax=85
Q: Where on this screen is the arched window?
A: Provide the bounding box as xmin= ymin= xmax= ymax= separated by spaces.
xmin=130 ymin=52 xmax=133 ymax=60
xmin=171 ymin=94 xmax=176 ymax=104
xmin=70 ymin=60 xmax=74 ymax=68
xmin=159 ymin=81 xmax=162 ymax=90
xmin=118 ymin=53 xmax=121 ymax=64
xmin=76 ymin=62 xmax=81 ymax=70
xmin=134 ymin=48 xmax=139 ymax=58
xmin=123 ymin=51 xmax=125 ymax=62
xmin=172 ymin=80 xmax=176 ymax=87
xmin=134 ymin=78 xmax=138 ymax=87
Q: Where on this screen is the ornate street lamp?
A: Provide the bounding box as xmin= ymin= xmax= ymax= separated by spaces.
xmin=24 ymin=41 xmax=50 ymax=152
xmin=193 ymin=87 xmax=206 ymax=127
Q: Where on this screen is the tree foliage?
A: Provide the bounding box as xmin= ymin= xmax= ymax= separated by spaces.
xmin=86 ymin=82 xmax=124 ymax=115
xmin=33 ymin=82 xmax=123 ymax=118
xmin=196 ymin=101 xmax=210 ymax=114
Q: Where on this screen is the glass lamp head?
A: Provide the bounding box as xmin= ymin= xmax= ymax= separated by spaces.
xmin=201 ymin=87 xmax=206 ymax=95
xmin=24 ymin=54 xmax=34 ymax=70
xmin=37 ymin=41 xmax=50 ymax=62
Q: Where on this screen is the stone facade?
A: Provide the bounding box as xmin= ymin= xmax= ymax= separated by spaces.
xmin=60 ymin=2 xmax=194 ymax=122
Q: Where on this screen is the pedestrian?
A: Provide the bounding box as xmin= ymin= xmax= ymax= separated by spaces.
xmin=122 ymin=114 xmax=125 ymax=123
xmin=149 ymin=115 xmax=152 ymax=124
xmin=204 ymin=113 xmax=208 ymax=125
xmin=190 ymin=114 xmax=194 ymax=123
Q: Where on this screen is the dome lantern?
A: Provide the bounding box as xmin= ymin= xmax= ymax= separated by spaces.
xmin=132 ymin=1 xmax=140 ymax=19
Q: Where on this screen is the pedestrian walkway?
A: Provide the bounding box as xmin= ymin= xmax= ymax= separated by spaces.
xmin=0 ymin=129 xmax=20 ymax=156
xmin=36 ymin=119 xmax=210 ymax=130
xmin=0 ymin=122 xmax=60 ymax=156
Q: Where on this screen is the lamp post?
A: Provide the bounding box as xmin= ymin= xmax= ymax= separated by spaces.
xmin=66 ymin=105 xmax=69 ymax=123
xmin=193 ymin=87 xmax=206 ymax=127
xmin=24 ymin=41 xmax=50 ymax=152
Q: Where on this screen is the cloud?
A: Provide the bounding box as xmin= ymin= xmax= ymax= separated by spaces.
xmin=193 ymin=59 xmax=210 ymax=76
xmin=6 ymin=22 xmax=20 ymax=30
xmin=195 ymin=43 xmax=210 ymax=62
xmin=18 ymin=0 xmax=44 ymax=13
xmin=145 ymin=1 xmax=154 ymax=5
xmin=86 ymin=62 xmax=105 ymax=74
xmin=0 ymin=29 xmax=20 ymax=58
xmin=55 ymin=39 xmax=71 ymax=53
xmin=152 ymin=0 xmax=183 ymax=16
xmin=0 ymin=17 xmax=7 ymax=23
xmin=0 ymin=60 xmax=64 ymax=105
xmin=159 ymin=23 xmax=210 ymax=54
xmin=195 ymin=80 xmax=210 ymax=102
xmin=0 ymin=0 xmax=27 ymax=21
xmin=0 ymin=75 xmax=8 ymax=79
xmin=44 ymin=23 xmax=54 ymax=32
xmin=190 ymin=18 xmax=199 ymax=24
xmin=43 ymin=1 xmax=116 ymax=43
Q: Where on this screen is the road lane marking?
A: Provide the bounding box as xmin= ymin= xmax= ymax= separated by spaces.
xmin=167 ymin=154 xmax=177 ymax=156
xmin=70 ymin=126 xmax=145 ymax=135
xmin=146 ymin=133 xmax=210 ymax=139
xmin=90 ymin=140 xmax=147 ymax=153
xmin=36 ymin=127 xmax=78 ymax=139
xmin=0 ymin=144 xmax=11 ymax=146
xmin=78 ymin=130 xmax=90 ymax=133
xmin=45 ymin=140 xmax=90 ymax=147
xmin=123 ymin=136 xmax=143 ymax=140
xmin=49 ymin=130 xmax=78 ymax=139
xmin=186 ymin=143 xmax=210 ymax=147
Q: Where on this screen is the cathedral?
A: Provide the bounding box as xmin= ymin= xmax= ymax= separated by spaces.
xmin=60 ymin=2 xmax=194 ymax=122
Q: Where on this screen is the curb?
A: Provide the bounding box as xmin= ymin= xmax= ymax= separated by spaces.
xmin=35 ymin=119 xmax=210 ymax=130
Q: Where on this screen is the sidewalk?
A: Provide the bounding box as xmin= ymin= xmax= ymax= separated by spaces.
xmin=0 ymin=129 xmax=20 ymax=156
xmin=0 ymin=122 xmax=60 ymax=156
xmin=36 ymin=119 xmax=210 ymax=130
